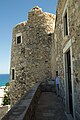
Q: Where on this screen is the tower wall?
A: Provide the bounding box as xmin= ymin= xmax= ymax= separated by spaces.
xmin=10 ymin=7 xmax=55 ymax=105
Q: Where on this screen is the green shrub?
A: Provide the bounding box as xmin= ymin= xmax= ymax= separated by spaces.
xmin=5 ymin=82 xmax=10 ymax=86
xmin=3 ymin=95 xmax=10 ymax=105
xmin=3 ymin=82 xmax=10 ymax=105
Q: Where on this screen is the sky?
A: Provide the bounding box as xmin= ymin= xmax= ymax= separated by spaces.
xmin=0 ymin=0 xmax=58 ymax=74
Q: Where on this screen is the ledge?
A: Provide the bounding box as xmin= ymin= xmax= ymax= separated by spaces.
xmin=1 ymin=82 xmax=41 ymax=120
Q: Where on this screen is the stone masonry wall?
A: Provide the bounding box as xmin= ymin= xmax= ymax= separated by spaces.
xmin=54 ymin=0 xmax=80 ymax=119
xmin=0 ymin=106 xmax=9 ymax=119
xmin=10 ymin=6 xmax=55 ymax=105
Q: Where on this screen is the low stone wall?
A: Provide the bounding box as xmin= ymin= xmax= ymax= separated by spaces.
xmin=1 ymin=82 xmax=41 ymax=120
xmin=1 ymin=81 xmax=55 ymax=120
xmin=0 ymin=106 xmax=9 ymax=119
xmin=40 ymin=80 xmax=55 ymax=92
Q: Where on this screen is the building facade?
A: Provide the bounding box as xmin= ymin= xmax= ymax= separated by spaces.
xmin=53 ymin=0 xmax=80 ymax=119
xmin=10 ymin=6 xmax=55 ymax=105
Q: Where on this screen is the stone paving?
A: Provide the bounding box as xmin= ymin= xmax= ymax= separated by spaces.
xmin=34 ymin=92 xmax=68 ymax=120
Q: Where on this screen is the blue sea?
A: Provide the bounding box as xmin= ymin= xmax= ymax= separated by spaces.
xmin=0 ymin=74 xmax=10 ymax=87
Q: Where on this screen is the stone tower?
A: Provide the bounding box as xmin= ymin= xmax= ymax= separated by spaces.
xmin=10 ymin=6 xmax=55 ymax=105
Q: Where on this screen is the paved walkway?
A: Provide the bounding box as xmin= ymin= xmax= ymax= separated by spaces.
xmin=34 ymin=92 xmax=68 ymax=120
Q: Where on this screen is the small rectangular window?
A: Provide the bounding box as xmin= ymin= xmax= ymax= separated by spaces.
xmin=64 ymin=12 xmax=68 ymax=36
xmin=12 ymin=69 xmax=15 ymax=80
xmin=16 ymin=33 xmax=22 ymax=44
xmin=17 ymin=36 xmax=21 ymax=44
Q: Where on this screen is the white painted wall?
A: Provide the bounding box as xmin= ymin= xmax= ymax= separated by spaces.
xmin=0 ymin=86 xmax=5 ymax=105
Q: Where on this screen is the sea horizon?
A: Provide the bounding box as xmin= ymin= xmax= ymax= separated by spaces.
xmin=0 ymin=74 xmax=10 ymax=87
